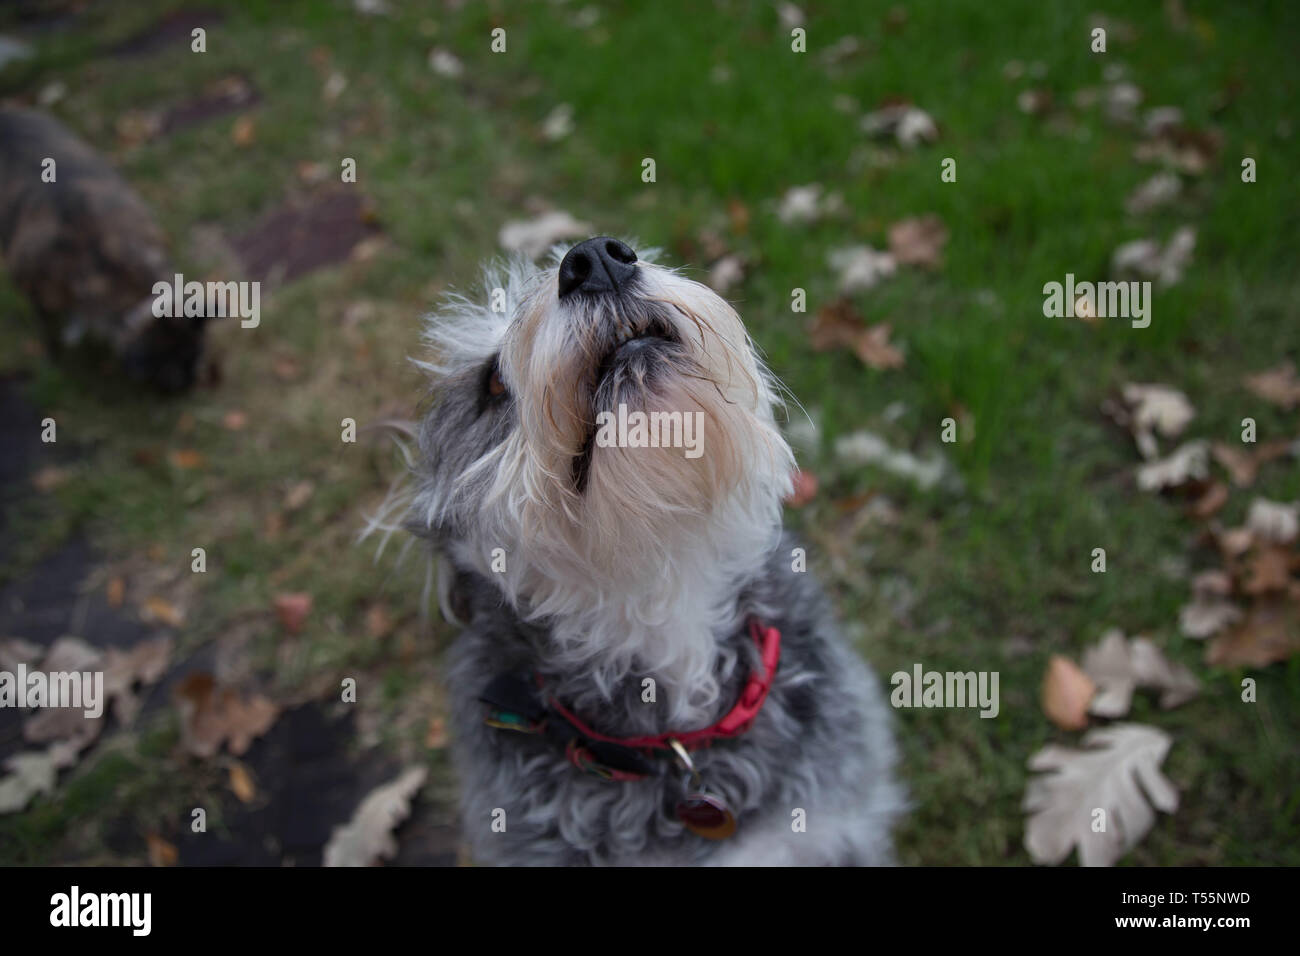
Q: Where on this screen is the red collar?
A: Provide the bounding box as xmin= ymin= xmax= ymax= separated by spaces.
xmin=544 ymin=616 xmax=782 ymax=752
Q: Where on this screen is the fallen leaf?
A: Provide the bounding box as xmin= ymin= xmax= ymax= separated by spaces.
xmin=1083 ymin=630 xmax=1199 ymax=714
xmin=708 ymin=254 xmax=745 ymax=293
xmin=1023 ymin=723 xmax=1178 ymax=867
xmin=141 ymin=596 xmax=184 ymax=628
xmin=1179 ymin=595 xmax=1241 ymax=639
xmin=1207 ymin=597 xmax=1300 ymax=667
xmin=1124 ymin=171 xmax=1181 ymax=215
xmin=1245 ymin=498 xmax=1298 ymax=544
xmin=106 ymin=576 xmax=126 ymax=608
xmin=146 ymin=833 xmax=178 ymax=867
xmin=827 ymin=245 xmax=897 ymax=293
xmin=173 ymin=673 xmax=279 ymax=758
xmin=0 ymin=740 xmax=82 ymax=814
xmin=860 ymin=103 xmax=938 ymax=148
xmin=1243 ymin=546 xmax=1293 ymax=595
xmin=323 ymin=766 xmax=427 ymax=866
xmin=1041 ymin=655 xmax=1095 ymax=730
xmin=231 ymin=116 xmax=256 ymax=146
xmin=222 ymin=410 xmax=248 ymax=430
xmin=498 ymin=211 xmax=593 ymax=259
xmin=1212 ymin=443 xmax=1258 ymax=487
xmin=1136 ymin=440 xmax=1208 ymax=491
xmin=30 ymin=467 xmax=70 ymax=493
xmin=365 ymin=603 xmax=393 ymax=639
xmin=1244 ymin=361 xmax=1300 ymax=410
xmin=808 ymin=300 xmax=904 ymax=370
xmin=425 ymin=717 xmax=448 ymax=750
xmin=1111 ymin=226 xmax=1196 ymax=287
xmin=228 ymin=762 xmax=256 ymax=803
xmin=283 ymin=480 xmax=315 ymax=511
xmin=1189 ymin=482 xmax=1228 ymax=519
xmin=274 ymin=593 xmax=312 ymax=635
xmin=272 ymin=356 xmax=301 ymax=382
xmin=1118 ymin=384 xmax=1195 ymax=459
xmin=168 ymin=449 xmax=204 ymax=470
xmin=887 ymin=215 xmax=948 ymax=268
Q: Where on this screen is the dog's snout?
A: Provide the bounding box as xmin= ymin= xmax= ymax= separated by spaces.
xmin=557 ymin=237 xmax=638 ymax=298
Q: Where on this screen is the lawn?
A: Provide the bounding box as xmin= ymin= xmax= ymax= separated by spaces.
xmin=1 ymin=0 xmax=1297 ymax=865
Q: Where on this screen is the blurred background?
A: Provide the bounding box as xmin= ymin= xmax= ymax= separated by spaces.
xmin=0 ymin=0 xmax=1297 ymax=866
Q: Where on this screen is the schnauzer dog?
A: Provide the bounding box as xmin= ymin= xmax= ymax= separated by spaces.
xmin=399 ymin=237 xmax=903 ymax=865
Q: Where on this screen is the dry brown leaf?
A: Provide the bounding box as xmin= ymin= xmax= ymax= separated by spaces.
xmin=222 ymin=410 xmax=248 ymax=431
xmin=1244 ymin=361 xmax=1300 ymax=410
xmin=365 ymin=603 xmax=393 ymax=639
xmin=228 ymin=762 xmax=256 ymax=803
xmin=1244 ymin=546 xmax=1293 ymax=596
xmin=1083 ymin=630 xmax=1199 ymax=714
xmin=274 ymin=593 xmax=312 ymax=635
xmin=1212 ymin=442 xmax=1257 ymax=487
xmin=173 ymin=672 xmax=279 ymax=758
xmin=1023 ymin=723 xmax=1177 ymax=867
xmin=425 ymin=716 xmax=448 ymax=750
xmin=1207 ymin=597 xmax=1300 ymax=667
xmin=141 ymin=596 xmax=184 ymax=628
xmin=887 ymin=215 xmax=949 ymax=268
xmin=808 ymin=300 xmax=905 ymax=370
xmin=1189 ymin=482 xmax=1228 ymax=519
xmin=30 ymin=466 xmax=70 ymax=493
xmin=283 ymin=480 xmax=315 ymax=511
xmin=146 ymin=833 xmax=178 ymax=867
xmin=106 ymin=576 xmax=125 ymax=608
xmin=323 ymin=767 xmax=427 ymax=866
xmin=168 ymin=449 xmax=204 ymax=470
xmin=1041 ymin=655 xmax=1095 ymax=730
xmin=231 ymin=115 xmax=256 ymax=146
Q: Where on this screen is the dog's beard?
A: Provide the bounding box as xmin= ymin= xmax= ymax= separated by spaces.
xmin=484 ymin=266 xmax=794 ymax=600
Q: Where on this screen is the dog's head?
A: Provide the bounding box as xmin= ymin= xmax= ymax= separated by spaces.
xmin=407 ymin=238 xmax=795 ymax=624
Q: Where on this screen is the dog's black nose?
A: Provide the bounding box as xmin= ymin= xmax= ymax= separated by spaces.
xmin=557 ymin=237 xmax=638 ymax=298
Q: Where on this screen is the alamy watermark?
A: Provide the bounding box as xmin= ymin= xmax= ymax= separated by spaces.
xmin=890 ymin=663 xmax=999 ymax=718
xmin=1042 ymin=274 xmax=1150 ymax=328
xmin=594 ymin=403 xmax=704 ymax=459
xmin=0 ymin=664 xmax=103 ymax=718
xmin=152 ymin=273 xmax=260 ymax=328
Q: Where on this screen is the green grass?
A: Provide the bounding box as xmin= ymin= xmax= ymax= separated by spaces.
xmin=1 ymin=0 xmax=1297 ymax=865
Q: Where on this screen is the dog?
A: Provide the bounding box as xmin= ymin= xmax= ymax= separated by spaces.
xmin=398 ymin=237 xmax=903 ymax=865
xmin=0 ymin=107 xmax=204 ymax=391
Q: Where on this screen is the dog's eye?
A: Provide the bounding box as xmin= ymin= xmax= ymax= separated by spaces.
xmin=484 ymin=358 xmax=507 ymax=399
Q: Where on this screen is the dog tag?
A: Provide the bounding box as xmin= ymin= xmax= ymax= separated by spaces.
xmin=675 ymin=792 xmax=737 ymax=840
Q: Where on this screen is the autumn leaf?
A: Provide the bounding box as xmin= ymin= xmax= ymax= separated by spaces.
xmin=808 ymin=299 xmax=904 ymax=370
xmin=106 ymin=576 xmax=125 ymax=608
xmin=146 ymin=833 xmax=178 ymax=867
xmin=323 ymin=767 xmax=427 ymax=866
xmin=30 ymin=466 xmax=70 ymax=493
xmin=1243 ymin=361 xmax=1300 ymax=410
xmin=141 ymin=596 xmax=184 ymax=628
xmin=222 ymin=410 xmax=248 ymax=431
xmin=1082 ymin=630 xmax=1199 ymax=716
xmin=1041 ymin=655 xmax=1095 ymax=730
xmin=274 ymin=593 xmax=313 ymax=634
xmin=1023 ymin=723 xmax=1178 ymax=867
xmin=228 ymin=762 xmax=257 ymax=803
xmin=167 ymin=449 xmax=204 ymax=470
xmin=887 ymin=215 xmax=949 ymax=268
xmin=173 ymin=672 xmax=279 ymax=758
xmin=1207 ymin=597 xmax=1300 ymax=667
